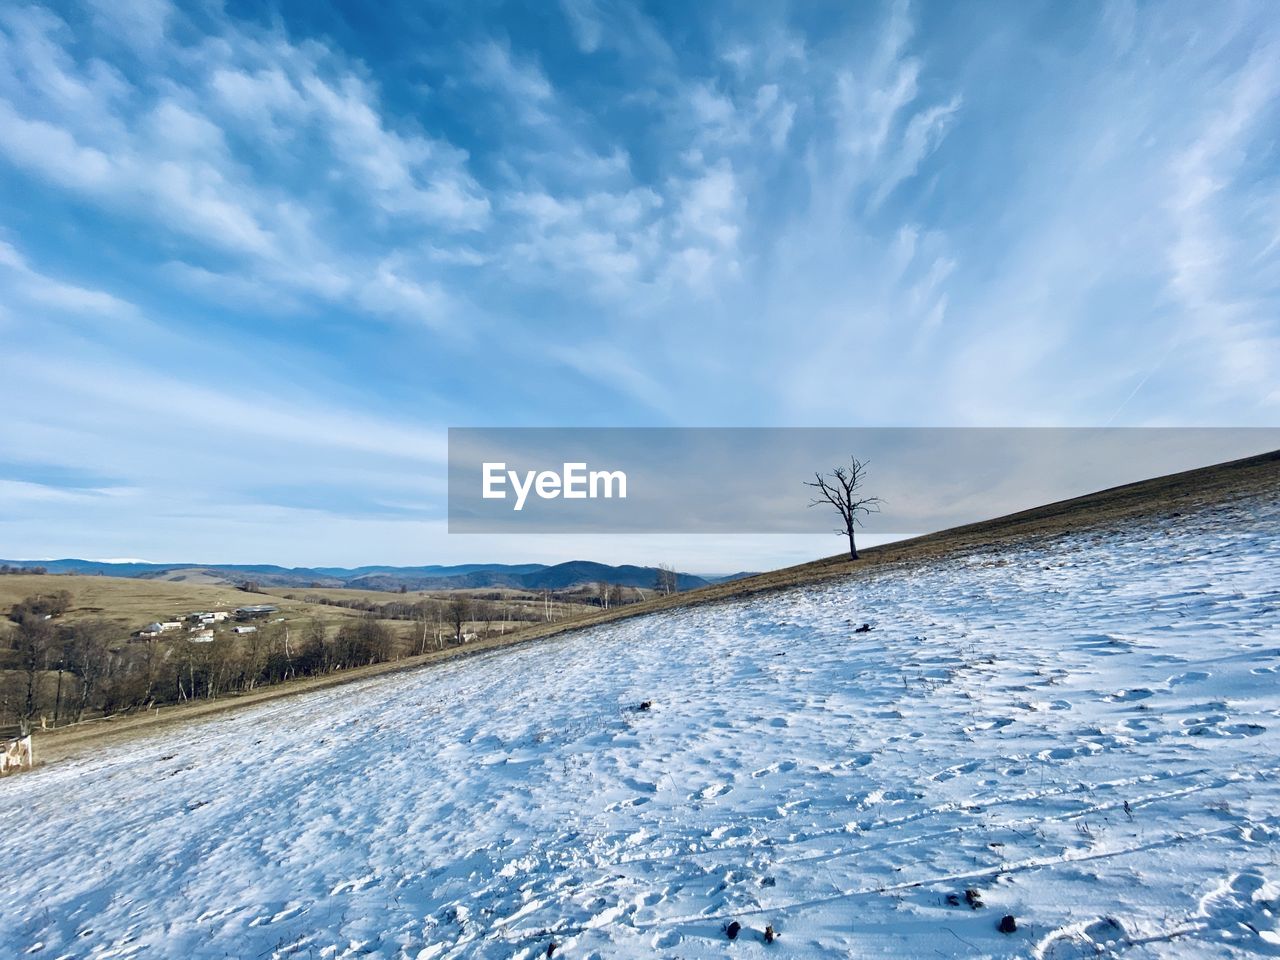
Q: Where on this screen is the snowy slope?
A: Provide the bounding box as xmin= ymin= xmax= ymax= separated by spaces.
xmin=3 ymin=495 xmax=1279 ymax=959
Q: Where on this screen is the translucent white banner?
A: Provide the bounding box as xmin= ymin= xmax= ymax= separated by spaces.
xmin=448 ymin=428 xmax=1280 ymax=534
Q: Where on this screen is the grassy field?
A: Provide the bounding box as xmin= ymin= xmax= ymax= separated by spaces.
xmin=0 ymin=572 xmax=563 ymax=640
xmin=0 ymin=575 xmax=319 ymax=629
xmin=264 ymin=582 xmax=646 ymax=623
xmin=0 ymin=574 xmax=403 ymax=648
xmin=17 ymin=447 xmax=1280 ymax=765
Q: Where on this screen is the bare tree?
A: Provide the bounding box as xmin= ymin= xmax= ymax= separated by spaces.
xmin=654 ymin=564 xmax=678 ymax=596
xmin=238 ymin=623 xmax=273 ymax=691
xmin=299 ymin=617 xmax=330 ymax=672
xmin=449 ymin=596 xmax=471 ymax=644
xmin=64 ymin=619 xmax=120 ymax=721
xmin=805 ymin=457 xmax=883 ymax=560
xmin=14 ymin=616 xmax=54 ymax=728
xmin=413 ymin=603 xmax=433 ymax=654
xmin=476 ymin=600 xmax=495 ymax=636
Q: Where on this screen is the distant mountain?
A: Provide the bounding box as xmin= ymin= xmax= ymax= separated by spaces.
xmin=523 ymin=561 xmax=707 ymax=591
xmin=0 ymin=558 xmax=710 ymax=593
xmin=701 ymin=571 xmax=761 ymax=584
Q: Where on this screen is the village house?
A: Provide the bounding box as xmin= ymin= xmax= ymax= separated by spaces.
xmin=188 ymin=611 xmax=229 ymax=624
xmin=139 ymin=621 xmax=183 ymax=637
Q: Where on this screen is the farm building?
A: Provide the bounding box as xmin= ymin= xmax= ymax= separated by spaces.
xmin=234 ymin=604 xmax=278 ymax=620
xmin=188 ymin=611 xmax=229 ymax=624
xmin=140 ymin=621 xmax=183 ymax=635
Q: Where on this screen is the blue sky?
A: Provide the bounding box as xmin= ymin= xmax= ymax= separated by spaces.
xmin=1 ymin=0 xmax=1277 ymax=569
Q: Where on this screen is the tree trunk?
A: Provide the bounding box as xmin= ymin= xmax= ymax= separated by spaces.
xmin=24 ymin=667 xmax=38 ymax=722
xmin=847 ymin=528 xmax=859 ymax=561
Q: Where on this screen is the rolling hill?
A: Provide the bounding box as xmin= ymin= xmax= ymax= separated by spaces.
xmin=3 ymin=450 xmax=1277 ymax=957
xmin=0 ymin=558 xmax=718 ymax=592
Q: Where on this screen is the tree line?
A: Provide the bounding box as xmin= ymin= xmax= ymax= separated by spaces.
xmin=0 ymin=594 xmax=429 ymax=732
xmin=0 ymin=564 xmax=51 ymax=576
xmin=0 ymin=567 xmax=703 ymax=733
xmin=295 ymin=594 xmax=536 ymax=626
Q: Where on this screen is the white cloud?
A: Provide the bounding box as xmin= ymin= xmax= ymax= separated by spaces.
xmin=471 ymin=41 xmax=554 ymax=108
xmin=0 ymin=237 xmax=137 ymax=319
xmin=84 ymin=0 xmax=171 ymax=53
xmin=869 ymin=95 xmax=960 ymax=208
xmin=547 ymin=341 xmax=683 ymax=420
xmin=357 ymin=257 xmax=454 ymax=328
xmin=1166 ymin=46 xmax=1280 ymax=401
xmin=0 ymin=3 xmax=489 ymax=330
xmin=0 ymin=479 xmax=133 ymax=504
xmin=0 ymin=349 xmax=450 ymax=502
xmin=559 ymin=0 xmax=604 ymax=54
xmin=298 ymin=71 xmax=490 ymax=228
xmin=556 ymin=0 xmax=673 ymax=64
xmin=674 ymin=160 xmax=739 ymax=249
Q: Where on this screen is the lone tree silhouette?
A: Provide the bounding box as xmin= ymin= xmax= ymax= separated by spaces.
xmin=806 ymin=457 xmax=883 ymax=560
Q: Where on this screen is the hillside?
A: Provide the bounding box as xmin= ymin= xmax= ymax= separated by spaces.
xmin=1 ymin=453 xmax=1276 ymax=957
xmin=0 ymin=573 xmax=328 ymax=632
xmin=13 ymin=448 xmax=1279 ymax=763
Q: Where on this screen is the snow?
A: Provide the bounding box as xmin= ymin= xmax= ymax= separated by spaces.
xmin=3 ymin=496 xmax=1279 ymax=959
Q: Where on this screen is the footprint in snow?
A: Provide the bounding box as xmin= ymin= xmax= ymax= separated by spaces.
xmin=1167 ymin=670 xmax=1211 ymax=685
xmin=330 ymin=873 xmax=378 ymax=896
xmin=1036 ymin=743 xmax=1099 ymax=761
xmin=1036 ymin=917 xmax=1127 ymax=959
xmin=751 ymin=760 xmax=797 ymax=778
xmin=248 ymin=902 xmax=306 ymax=927
xmin=931 ymin=759 xmax=982 ymax=782
xmin=1105 ymin=688 xmax=1154 ymax=702
xmin=964 ymin=716 xmax=1014 ymax=733
xmin=1195 ymin=868 xmax=1280 ymax=947
xmin=1183 ymin=719 xmax=1266 ymax=738
xmin=603 ymin=796 xmax=650 ymax=812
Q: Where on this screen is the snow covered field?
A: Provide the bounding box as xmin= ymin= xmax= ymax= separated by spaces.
xmin=4 ymin=496 xmax=1279 ymax=959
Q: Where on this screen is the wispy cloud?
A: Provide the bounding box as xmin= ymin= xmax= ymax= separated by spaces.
xmin=0 ymin=238 xmax=136 ymax=319
xmin=1166 ymin=42 xmax=1280 ymax=405
xmin=1 ymin=0 xmax=1277 ymax=564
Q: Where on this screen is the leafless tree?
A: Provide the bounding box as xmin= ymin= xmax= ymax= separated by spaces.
xmin=63 ymin=619 xmax=120 ymax=720
xmin=238 ymin=624 xmax=272 ymax=691
xmin=413 ymin=603 xmax=433 ymax=654
xmin=654 ymin=564 xmax=678 ymax=596
xmin=300 ymin=617 xmax=330 ymax=671
xmin=805 ymin=457 xmax=883 ymax=560
xmin=14 ymin=616 xmax=54 ymax=727
xmin=475 ymin=600 xmax=495 ymax=635
xmin=449 ymin=596 xmax=471 ymax=644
